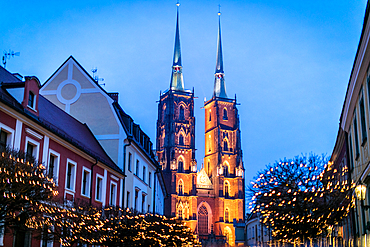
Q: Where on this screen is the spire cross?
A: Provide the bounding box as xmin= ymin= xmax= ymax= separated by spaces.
xmin=177 ymin=1 xmax=180 ymax=7
xmin=218 ymin=4 xmax=221 ymax=15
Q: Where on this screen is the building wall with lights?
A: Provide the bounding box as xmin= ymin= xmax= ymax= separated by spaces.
xmin=331 ymin=1 xmax=370 ymax=246
xmin=0 ymin=66 xmax=126 ymax=246
xmin=39 ymin=56 xmax=166 ymax=216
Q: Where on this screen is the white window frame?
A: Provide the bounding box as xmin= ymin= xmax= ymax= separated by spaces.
xmin=48 ymin=149 xmax=60 ymax=185
xmin=25 ymin=136 xmax=40 ymax=160
xmin=95 ymin=174 xmax=104 ymax=202
xmin=65 ymin=159 xmax=77 ymax=192
xmin=81 ymin=167 xmax=91 ymax=198
xmin=0 ymin=123 xmax=15 ymax=148
xmin=110 ymin=181 xmax=117 ymax=206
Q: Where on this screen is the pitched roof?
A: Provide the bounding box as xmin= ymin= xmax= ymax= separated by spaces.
xmin=38 ymin=95 xmax=120 ymax=172
xmin=0 ymin=67 xmax=121 ymax=174
xmin=0 ymin=66 xmax=22 ymax=84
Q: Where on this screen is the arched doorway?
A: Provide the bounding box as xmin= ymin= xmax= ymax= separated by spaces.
xmin=198 ymin=204 xmax=209 ymax=235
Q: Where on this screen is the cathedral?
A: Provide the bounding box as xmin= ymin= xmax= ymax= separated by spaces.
xmin=156 ymin=5 xmax=245 ymax=246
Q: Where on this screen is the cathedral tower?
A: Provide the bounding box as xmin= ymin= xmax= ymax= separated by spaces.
xmin=201 ymin=11 xmax=245 ymax=245
xmin=156 ymin=3 xmax=197 ymax=222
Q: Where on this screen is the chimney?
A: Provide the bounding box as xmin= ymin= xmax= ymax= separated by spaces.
xmin=108 ymin=92 xmax=119 ymax=102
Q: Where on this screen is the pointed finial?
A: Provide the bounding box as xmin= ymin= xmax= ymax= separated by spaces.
xmin=170 ymin=1 xmax=185 ymax=91
xmin=213 ymin=7 xmax=227 ymax=98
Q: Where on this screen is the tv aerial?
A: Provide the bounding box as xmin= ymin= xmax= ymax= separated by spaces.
xmin=2 ymin=50 xmax=20 ymax=69
xmin=91 ymin=67 xmax=105 ymax=86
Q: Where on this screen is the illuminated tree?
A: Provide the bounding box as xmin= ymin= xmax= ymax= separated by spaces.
xmin=0 ymin=147 xmax=57 ymax=239
xmin=248 ymin=154 xmax=353 ymax=243
xmin=43 ymin=205 xmax=201 ymax=246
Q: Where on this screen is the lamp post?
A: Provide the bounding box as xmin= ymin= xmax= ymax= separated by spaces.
xmin=355 ymin=184 xmax=370 ymax=235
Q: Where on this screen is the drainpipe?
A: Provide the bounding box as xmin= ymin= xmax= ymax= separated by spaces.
xmin=122 ymin=137 xmax=132 ymax=208
xmin=89 ymin=159 xmax=98 ymax=205
xmin=153 ymin=168 xmax=159 ymax=214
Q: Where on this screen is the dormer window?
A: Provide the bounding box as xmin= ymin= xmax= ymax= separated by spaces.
xmin=28 ymin=91 xmax=35 ymax=108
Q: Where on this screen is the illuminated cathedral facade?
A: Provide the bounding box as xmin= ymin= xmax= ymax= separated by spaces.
xmin=156 ymin=5 xmax=245 ymax=246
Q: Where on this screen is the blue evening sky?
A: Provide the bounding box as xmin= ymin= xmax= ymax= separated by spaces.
xmin=1 ymin=0 xmax=367 ymax=189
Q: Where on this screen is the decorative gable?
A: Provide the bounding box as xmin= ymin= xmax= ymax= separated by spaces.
xmin=197 ymin=168 xmax=213 ymax=189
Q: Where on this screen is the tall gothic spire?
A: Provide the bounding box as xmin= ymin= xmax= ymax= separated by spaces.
xmin=213 ymin=10 xmax=227 ymax=98
xmin=170 ymin=2 xmax=185 ymax=91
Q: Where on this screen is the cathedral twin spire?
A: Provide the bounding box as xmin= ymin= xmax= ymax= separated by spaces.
xmin=170 ymin=4 xmax=228 ymax=98
xmin=170 ymin=3 xmax=185 ymax=91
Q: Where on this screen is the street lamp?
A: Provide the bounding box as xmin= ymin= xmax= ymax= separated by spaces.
xmin=355 ymin=184 xmax=367 ymax=201
xmin=355 ymin=183 xmax=370 ymax=235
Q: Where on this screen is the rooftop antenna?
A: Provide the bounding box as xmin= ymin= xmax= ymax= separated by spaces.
xmin=91 ymin=67 xmax=105 ymax=86
xmin=2 ymin=50 xmax=20 ymax=69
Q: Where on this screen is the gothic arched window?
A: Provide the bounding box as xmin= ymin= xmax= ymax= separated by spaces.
xmin=223 ymin=108 xmax=228 ymax=120
xmin=224 ymin=163 xmax=229 ymax=177
xmin=178 ymin=179 xmax=184 ymax=195
xmin=177 ymin=206 xmax=183 ymax=220
xmin=225 ymin=181 xmax=230 ymax=198
xmin=225 ymin=208 xmax=230 ymax=223
xmin=178 ymin=159 xmax=184 ymax=173
xmin=179 ymin=105 xmax=185 ymax=120
xmin=223 ymin=140 xmax=228 ymax=151
xmin=209 ymin=110 xmax=212 ymax=122
xmin=179 ymin=134 xmax=184 ymax=146
xmin=198 ymin=205 xmax=209 ymax=235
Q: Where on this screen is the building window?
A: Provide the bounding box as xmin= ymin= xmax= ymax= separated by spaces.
xmin=26 ymin=142 xmax=34 ymax=157
xmin=178 ymin=159 xmax=184 ymax=173
xmin=209 ymin=110 xmax=212 ymax=121
xmin=28 ymin=91 xmax=35 ymax=108
xmin=96 ymin=175 xmax=103 ymax=202
xmin=81 ymin=167 xmax=91 ymax=197
xmin=225 ymin=208 xmax=230 ymax=223
xmin=223 ymin=140 xmax=228 ymax=151
xmin=136 ymin=160 xmax=139 ymax=176
xmin=224 ymin=164 xmax=229 ymax=177
xmin=223 ymin=108 xmax=228 ymax=120
xmin=0 ymin=130 xmax=8 ymax=150
xmin=179 ymin=134 xmax=184 ymax=146
xmin=354 ymin=113 xmax=360 ymax=159
xmin=143 ymin=166 xmax=146 ymax=182
xmin=135 ymin=190 xmax=139 ymax=212
xmin=225 ymin=181 xmax=230 ymax=198
xmin=47 ymin=150 xmax=59 ymax=185
xmin=177 ymin=206 xmax=183 ymax=220
xmin=128 ymin=152 xmax=132 ymax=172
xmin=25 ymin=137 xmax=39 ymax=161
xmin=110 ymin=182 xmax=117 ymax=206
xmin=208 ymin=135 xmax=211 ymax=152
xmin=142 ymin=194 xmax=146 ymax=213
xmin=179 ymin=105 xmax=185 ymax=120
xmin=149 ymin=172 xmax=152 ymax=188
xmin=360 ymin=96 xmax=367 ymax=144
xmin=178 ymin=179 xmax=184 ymax=196
xmin=127 ymin=191 xmax=130 ymax=209
xmin=348 ymin=132 xmax=354 ymax=170
xmin=65 ymin=161 xmax=76 ymax=191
